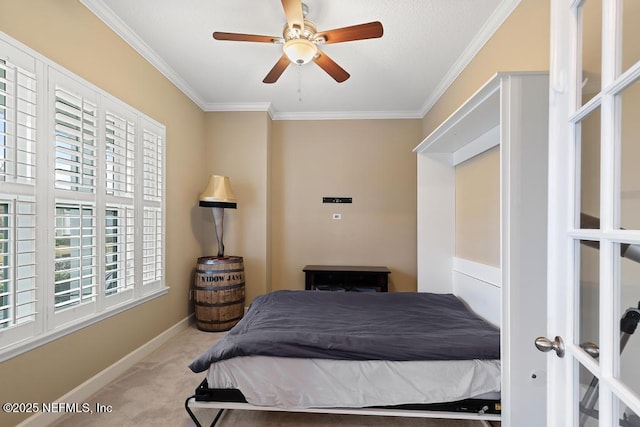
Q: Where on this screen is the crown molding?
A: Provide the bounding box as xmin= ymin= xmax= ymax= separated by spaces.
xmin=419 ymin=0 xmax=523 ymax=117
xmin=203 ymin=102 xmax=273 ymax=113
xmin=270 ymin=109 xmax=423 ymax=121
xmin=80 ymin=0 xmax=208 ymax=110
xmin=82 ymin=0 xmax=521 ymax=121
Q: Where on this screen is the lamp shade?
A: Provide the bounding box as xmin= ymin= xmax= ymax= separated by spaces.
xmin=199 ymin=175 xmax=237 ymax=208
xmin=283 ymin=38 xmax=318 ymax=65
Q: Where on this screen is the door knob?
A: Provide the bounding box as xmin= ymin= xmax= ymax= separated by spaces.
xmin=580 ymin=342 xmax=600 ymax=359
xmin=535 ymin=336 xmax=565 ymax=357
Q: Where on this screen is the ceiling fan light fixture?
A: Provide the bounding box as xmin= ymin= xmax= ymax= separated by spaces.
xmin=283 ymin=38 xmax=317 ymax=65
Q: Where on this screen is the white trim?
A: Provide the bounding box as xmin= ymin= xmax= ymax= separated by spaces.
xmin=452 ymin=266 xmax=501 ymax=327
xmin=418 ymin=0 xmax=523 ymax=117
xmin=79 ymin=0 xmax=207 ymax=110
xmin=416 ymin=72 xmax=550 ymax=427
xmin=203 ymin=102 xmax=274 ymax=114
xmin=414 ymin=73 xmax=502 ymax=153
xmin=80 ymin=0 xmax=521 ymax=120
xmin=16 ymin=314 xmax=193 ymax=427
xmin=453 ymin=257 xmax=502 ymax=287
xmin=269 ymin=109 xmax=424 ymax=121
xmin=453 ymin=126 xmax=500 ymax=166
xmin=0 ymin=287 xmax=169 ymax=363
xmin=414 ymin=72 xmax=548 ymax=155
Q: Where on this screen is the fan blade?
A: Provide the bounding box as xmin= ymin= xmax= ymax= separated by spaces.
xmin=213 ymin=32 xmax=279 ymax=43
xmin=263 ymin=54 xmax=291 ymax=84
xmin=281 ymin=0 xmax=304 ymax=32
xmin=316 ymin=21 xmax=383 ymax=44
xmin=313 ymin=50 xmax=350 ymax=83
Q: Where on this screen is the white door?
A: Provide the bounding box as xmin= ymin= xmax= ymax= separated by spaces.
xmin=545 ymin=0 xmax=640 ymax=425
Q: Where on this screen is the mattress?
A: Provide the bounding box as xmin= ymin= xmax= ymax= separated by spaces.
xmin=206 ymin=355 xmax=501 ymax=409
xmin=189 ymin=290 xmax=500 ymax=373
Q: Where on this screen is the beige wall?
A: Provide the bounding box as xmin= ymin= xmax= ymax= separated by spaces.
xmin=271 ymin=120 xmax=421 ymax=292
xmin=423 ymin=0 xmax=550 ymax=137
xmin=200 ymin=114 xmax=420 ymax=297
xmin=455 ymin=146 xmax=501 ymax=267
xmin=0 ymin=1 xmax=208 ymax=425
xmin=423 ymin=0 xmax=550 ymax=266
xmin=202 ymin=112 xmax=272 ymax=303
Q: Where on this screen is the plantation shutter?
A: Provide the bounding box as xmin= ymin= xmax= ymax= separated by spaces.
xmin=105 ymin=110 xmax=135 ymax=198
xmin=53 ymin=203 xmax=97 ymax=311
xmin=0 ymin=34 xmax=167 ymax=359
xmin=0 ymin=42 xmax=38 ymax=334
xmin=105 ymin=205 xmax=135 ymax=296
xmin=51 ymin=72 xmax=99 ymax=315
xmin=0 ymin=197 xmax=37 ymax=328
xmin=54 ymin=86 xmax=97 ymax=193
xmin=143 ymin=127 xmax=163 ymax=202
xmin=141 ymin=122 xmax=164 ymax=288
xmin=0 ymin=57 xmax=37 ymax=184
xmin=104 ymin=106 xmax=136 ymax=302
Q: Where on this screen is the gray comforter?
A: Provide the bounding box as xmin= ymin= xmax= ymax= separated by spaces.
xmin=189 ymin=290 xmax=500 ymax=373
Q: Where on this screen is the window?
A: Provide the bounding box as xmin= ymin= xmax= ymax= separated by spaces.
xmin=54 ymin=203 xmax=97 ymax=311
xmin=0 ymin=35 xmax=166 ymax=360
xmin=105 ymin=205 xmax=134 ymax=296
xmin=0 ymin=43 xmax=38 ymax=340
xmin=0 ymin=198 xmax=37 ymax=329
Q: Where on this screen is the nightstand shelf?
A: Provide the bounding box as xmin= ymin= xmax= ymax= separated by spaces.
xmin=302 ymin=265 xmax=390 ymax=292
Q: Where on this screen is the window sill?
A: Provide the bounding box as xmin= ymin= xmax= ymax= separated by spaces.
xmin=0 ymin=286 xmax=169 ymax=363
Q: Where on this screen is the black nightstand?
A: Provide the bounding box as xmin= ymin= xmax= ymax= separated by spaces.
xmin=302 ymin=265 xmax=390 ymax=292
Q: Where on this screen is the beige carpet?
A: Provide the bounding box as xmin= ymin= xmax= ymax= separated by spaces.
xmin=52 ymin=325 xmax=498 ymax=427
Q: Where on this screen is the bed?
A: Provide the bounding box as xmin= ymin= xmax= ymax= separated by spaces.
xmin=185 ymin=290 xmax=501 ymax=426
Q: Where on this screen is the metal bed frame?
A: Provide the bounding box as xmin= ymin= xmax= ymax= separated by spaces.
xmin=184 ymin=379 xmax=501 ymax=427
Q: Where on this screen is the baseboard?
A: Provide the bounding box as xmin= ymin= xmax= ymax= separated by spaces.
xmin=18 ymin=314 xmax=195 ymax=427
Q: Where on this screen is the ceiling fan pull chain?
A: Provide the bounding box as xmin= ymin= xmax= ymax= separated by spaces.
xmin=297 ymin=66 xmax=303 ymax=102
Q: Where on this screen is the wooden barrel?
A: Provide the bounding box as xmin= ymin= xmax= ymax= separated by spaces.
xmin=194 ymin=256 xmax=245 ymax=332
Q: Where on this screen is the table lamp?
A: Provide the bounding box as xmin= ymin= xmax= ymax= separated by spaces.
xmin=199 ymin=175 xmax=237 ymax=257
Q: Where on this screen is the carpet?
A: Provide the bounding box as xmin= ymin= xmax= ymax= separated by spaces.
xmin=52 ymin=325 xmax=497 ymax=427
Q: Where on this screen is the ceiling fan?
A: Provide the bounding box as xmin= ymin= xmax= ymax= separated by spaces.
xmin=212 ymin=0 xmax=383 ymax=84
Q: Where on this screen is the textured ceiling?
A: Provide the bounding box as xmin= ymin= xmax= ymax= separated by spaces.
xmin=82 ymin=0 xmax=518 ymax=119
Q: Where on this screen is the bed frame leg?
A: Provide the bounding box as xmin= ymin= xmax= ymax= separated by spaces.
xmin=209 ymin=408 xmax=225 ymax=426
xmin=184 ymin=395 xmax=226 ymax=427
xmin=184 ymin=395 xmax=202 ymax=427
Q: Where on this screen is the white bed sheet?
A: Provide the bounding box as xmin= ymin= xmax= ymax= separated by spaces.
xmin=206 ymin=356 xmax=501 ymax=409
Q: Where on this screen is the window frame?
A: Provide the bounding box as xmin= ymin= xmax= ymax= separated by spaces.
xmin=0 ymin=32 xmax=167 ymax=362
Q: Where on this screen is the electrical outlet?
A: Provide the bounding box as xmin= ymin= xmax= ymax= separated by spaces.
xmin=332 ymin=213 xmax=341 ymax=220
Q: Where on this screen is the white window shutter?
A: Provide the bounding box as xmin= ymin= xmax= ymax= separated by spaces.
xmin=0 ymin=42 xmax=38 ymax=334
xmin=105 ymin=111 xmax=135 ymax=198
xmin=143 ymin=127 xmax=163 ymax=202
xmin=0 ymin=197 xmax=37 ymax=328
xmin=54 ymin=86 xmax=97 ymax=193
xmin=0 ymin=34 xmax=166 ymax=359
xmin=53 ymin=203 xmax=97 ymax=311
xmin=0 ymin=58 xmax=37 ymax=184
xmin=105 ymin=205 xmax=134 ymax=296
xmin=141 ymin=120 xmax=164 ymax=289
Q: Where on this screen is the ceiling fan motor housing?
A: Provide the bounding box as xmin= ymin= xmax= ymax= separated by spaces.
xmin=282 ymin=19 xmax=319 ymax=64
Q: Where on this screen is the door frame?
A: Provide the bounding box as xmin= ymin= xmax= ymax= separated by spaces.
xmin=547 ymin=0 xmax=640 ymax=425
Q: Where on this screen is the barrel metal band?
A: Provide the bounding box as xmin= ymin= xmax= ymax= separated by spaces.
xmin=195 ymin=282 xmax=245 ymax=292
xmin=197 ymin=267 xmax=245 ymax=274
xmin=195 ymin=299 xmax=245 ymax=308
xmin=197 ymin=315 xmax=244 ymax=325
